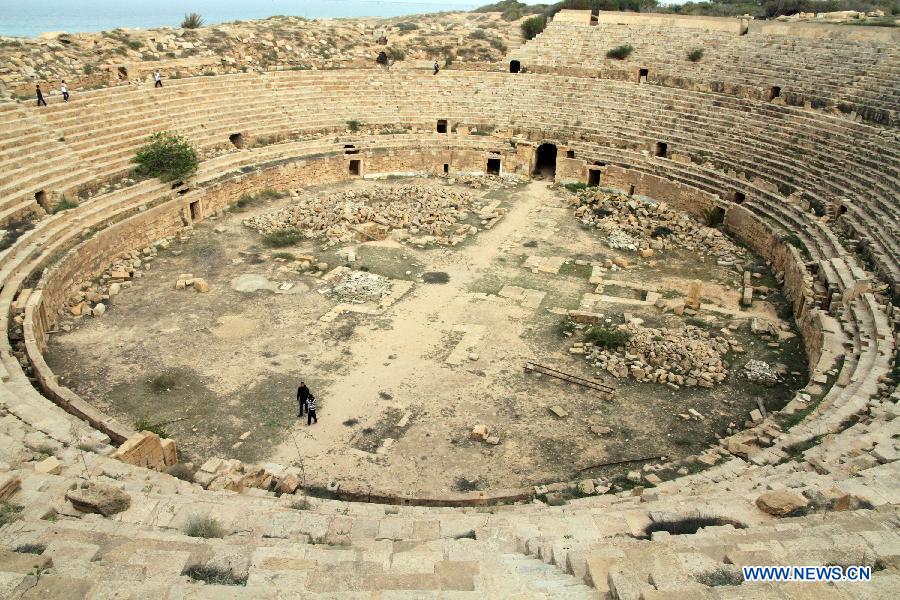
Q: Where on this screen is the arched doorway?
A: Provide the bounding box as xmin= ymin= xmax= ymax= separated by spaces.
xmin=533 ymin=143 xmax=557 ymax=178
xmin=509 ymin=60 xmax=521 ymax=74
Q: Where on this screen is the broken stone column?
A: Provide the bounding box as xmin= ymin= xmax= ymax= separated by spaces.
xmin=113 ymin=431 xmax=177 ymax=471
xmin=741 ymin=270 xmax=753 ymax=307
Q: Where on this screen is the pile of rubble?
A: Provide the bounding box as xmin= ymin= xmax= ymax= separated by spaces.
xmin=60 ymin=229 xmax=192 ymax=322
xmin=577 ymin=322 xmax=733 ymax=388
xmin=744 ymin=359 xmax=781 ymax=386
xmin=245 ymin=184 xmax=503 ymax=248
xmin=573 ymin=190 xmax=747 ymax=263
xmin=446 ymin=173 xmax=526 ymax=190
xmin=321 ymin=269 xmax=393 ymax=304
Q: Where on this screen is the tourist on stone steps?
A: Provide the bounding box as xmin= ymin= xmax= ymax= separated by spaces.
xmin=60 ymin=80 xmax=69 ymax=103
xmin=306 ymin=394 xmax=318 ymax=426
xmin=433 ymin=60 xmax=440 ymax=76
xmin=35 ymin=84 xmax=47 ymax=107
xmin=154 ymin=70 xmax=163 ymax=88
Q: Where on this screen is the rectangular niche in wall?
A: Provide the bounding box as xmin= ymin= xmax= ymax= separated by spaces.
xmin=349 ymin=159 xmax=361 ymax=176
xmin=653 ymin=141 xmax=668 ymax=158
xmin=486 ymin=158 xmax=501 ymax=175
xmin=588 ymin=169 xmax=601 ymax=186
xmin=189 ymin=200 xmax=200 ymax=222
xmin=437 ymin=119 xmax=448 ymax=134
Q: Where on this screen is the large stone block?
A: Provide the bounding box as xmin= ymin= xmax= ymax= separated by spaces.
xmin=113 ymin=431 xmax=177 ymax=471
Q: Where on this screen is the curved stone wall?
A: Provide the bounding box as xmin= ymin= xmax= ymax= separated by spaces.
xmin=0 ymin=36 xmax=896 ymax=594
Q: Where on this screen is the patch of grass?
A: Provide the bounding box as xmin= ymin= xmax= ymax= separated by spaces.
xmin=385 ymin=46 xmax=405 ymax=61
xmin=271 ymin=252 xmax=295 ymax=260
xmin=346 ymin=120 xmax=362 ymax=132
xmin=606 ymin=44 xmax=634 ymax=60
xmin=134 ymin=418 xmax=169 ymax=439
xmin=583 ymin=326 xmax=631 ymax=349
xmin=697 ymin=566 xmax=744 ymax=587
xmin=469 ymin=28 xmax=488 ymax=40
xmin=0 ymin=502 xmax=23 ymax=527
xmin=557 ymin=318 xmax=576 ymax=337
xmin=395 ymin=21 xmax=418 ymax=31
xmin=34 ymin=445 xmax=55 ymax=457
xmin=52 ymin=198 xmax=78 ymax=213
xmin=14 ymin=543 xmax=45 ymax=555
xmin=422 ymin=271 xmax=450 ymax=284
xmin=125 ymin=39 xmax=142 ymax=50
xmin=558 ymin=262 xmax=592 ymax=279
xmin=262 ymin=228 xmax=304 ymax=248
xmin=151 ymin=372 xmax=178 ymax=391
xmin=183 ymin=564 xmax=246 ymax=586
xmin=184 ymin=515 xmax=225 ymax=538
xmin=342 ymin=418 xmax=359 ymax=427
xmin=687 ymin=48 xmax=704 ymax=62
xmin=76 ymin=442 xmax=95 ymax=453
xmin=644 ymin=515 xmax=746 ymax=538
xmin=83 ymin=64 xmax=94 ymax=75
xmin=564 ymin=182 xmax=593 ymax=193
xmin=290 ymin=498 xmax=312 ymax=510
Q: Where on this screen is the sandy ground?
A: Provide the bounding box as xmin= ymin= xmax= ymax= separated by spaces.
xmin=47 ymin=178 xmax=807 ymax=495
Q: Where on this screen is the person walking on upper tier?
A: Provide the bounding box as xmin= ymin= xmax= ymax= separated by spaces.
xmin=433 ymin=60 xmax=440 ymax=76
xmin=154 ymin=70 xmax=163 ymax=88
xmin=297 ymin=381 xmax=312 ymax=417
xmin=60 ymin=80 xmax=69 ymax=102
xmin=35 ymin=84 xmax=47 ymax=106
xmin=306 ymin=394 xmax=318 ymax=426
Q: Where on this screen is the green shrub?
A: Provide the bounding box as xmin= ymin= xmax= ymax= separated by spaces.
xmin=262 ymin=228 xmax=304 ymax=248
xmin=272 ymin=252 xmax=295 ymax=260
xmin=607 ymin=45 xmax=634 ymax=60
xmin=132 ymin=131 xmax=198 ymax=181
xmin=469 ymin=29 xmax=488 ymax=40
xmin=347 ymin=120 xmax=362 ymax=132
xmin=564 ymin=182 xmax=591 ymax=193
xmin=184 ymin=515 xmax=225 ymax=538
xmin=181 ymin=12 xmax=205 ymax=29
xmin=386 ymin=46 xmax=405 ymax=61
xmin=521 ymin=16 xmax=546 ymax=40
xmin=83 ymin=64 xmax=94 ymax=75
xmin=583 ymin=326 xmax=631 ymax=348
xmin=134 ymin=418 xmax=169 ymax=438
xmin=395 ymin=22 xmax=418 ymax=31
xmin=14 ymin=543 xmax=45 ymax=555
xmin=489 ymin=37 xmax=507 ymax=51
xmin=702 ymin=207 xmax=725 ymax=227
xmin=687 ymin=48 xmax=704 ymax=62
xmin=125 ymin=39 xmax=142 ymax=50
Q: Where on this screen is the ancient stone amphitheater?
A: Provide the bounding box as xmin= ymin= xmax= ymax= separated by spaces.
xmin=0 ymin=8 xmax=897 ymax=598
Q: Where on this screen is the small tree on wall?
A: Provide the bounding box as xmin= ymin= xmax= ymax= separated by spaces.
xmin=133 ymin=131 xmax=198 ymax=181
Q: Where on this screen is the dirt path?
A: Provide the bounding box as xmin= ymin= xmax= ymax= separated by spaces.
xmin=270 ymin=181 xmax=555 ymax=474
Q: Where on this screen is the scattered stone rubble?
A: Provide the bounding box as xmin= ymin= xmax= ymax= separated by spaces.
xmin=578 ymin=322 xmax=732 ymax=388
xmin=573 ymin=189 xmax=746 ymax=263
xmin=60 ymin=229 xmax=193 ymax=323
xmin=322 ymin=270 xmax=393 ymax=304
xmin=744 ymin=359 xmax=781 ymax=386
xmin=245 ymin=184 xmax=503 ymax=248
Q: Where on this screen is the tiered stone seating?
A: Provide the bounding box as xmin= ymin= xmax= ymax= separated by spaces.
xmin=0 ymin=35 xmax=896 ymax=595
xmin=509 ymin=16 xmax=900 ymax=125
